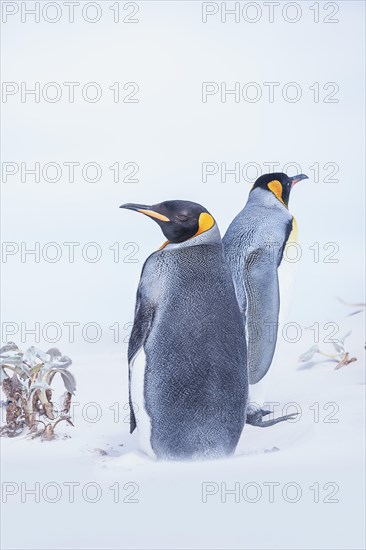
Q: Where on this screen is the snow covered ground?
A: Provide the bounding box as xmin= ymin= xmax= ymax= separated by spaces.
xmin=1 ymin=306 xmax=364 ymax=550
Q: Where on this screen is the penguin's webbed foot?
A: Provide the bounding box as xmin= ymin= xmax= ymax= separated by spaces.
xmin=246 ymin=405 xmax=299 ymax=427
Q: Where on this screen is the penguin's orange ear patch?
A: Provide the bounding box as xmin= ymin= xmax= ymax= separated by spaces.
xmin=268 ymin=180 xmax=285 ymax=205
xmin=194 ymin=212 xmax=215 ymax=237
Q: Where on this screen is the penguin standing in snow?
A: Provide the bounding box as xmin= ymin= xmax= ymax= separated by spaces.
xmin=120 ymin=200 xmax=248 ymax=460
xmin=223 ymin=172 xmax=308 ymax=421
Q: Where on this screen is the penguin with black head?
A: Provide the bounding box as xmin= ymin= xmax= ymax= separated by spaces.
xmin=120 ymin=200 xmax=248 ymax=460
xmin=223 ymin=172 xmax=308 ymax=425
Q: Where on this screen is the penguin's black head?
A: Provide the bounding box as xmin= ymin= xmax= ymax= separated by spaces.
xmin=120 ymin=200 xmax=215 ymax=244
xmin=251 ymin=172 xmax=308 ymax=207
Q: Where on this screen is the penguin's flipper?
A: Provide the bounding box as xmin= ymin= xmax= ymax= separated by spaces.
xmin=244 ymin=248 xmax=280 ymax=384
xmin=128 ymin=286 xmax=155 ymax=434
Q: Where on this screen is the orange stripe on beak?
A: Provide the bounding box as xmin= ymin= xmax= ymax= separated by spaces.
xmin=137 ymin=209 xmax=170 ymax=222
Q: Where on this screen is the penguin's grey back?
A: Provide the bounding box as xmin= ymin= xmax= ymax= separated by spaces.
xmin=224 ymin=188 xmax=293 ymax=266
xmin=136 ymin=242 xmax=248 ymax=460
xmin=222 ymin=188 xmax=293 ymax=384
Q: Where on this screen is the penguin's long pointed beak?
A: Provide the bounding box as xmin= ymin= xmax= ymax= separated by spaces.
xmin=290 ymin=174 xmax=308 ymax=188
xmin=120 ymin=203 xmax=170 ymax=222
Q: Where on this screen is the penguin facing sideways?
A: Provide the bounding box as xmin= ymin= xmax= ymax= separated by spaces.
xmin=223 ymin=172 xmax=308 ymax=423
xmin=120 ymin=200 xmax=248 ymax=460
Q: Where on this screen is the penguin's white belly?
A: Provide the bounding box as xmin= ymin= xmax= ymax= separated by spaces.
xmin=130 ymin=349 xmax=156 ymax=459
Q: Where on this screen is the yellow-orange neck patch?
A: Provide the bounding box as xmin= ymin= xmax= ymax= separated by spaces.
xmin=194 ymin=212 xmax=215 ymax=237
xmin=159 ymin=240 xmax=170 ymax=250
xmin=288 ymin=216 xmax=298 ymax=243
xmin=158 ymin=212 xmax=215 ymax=250
xmin=268 ymin=180 xmax=286 ymax=207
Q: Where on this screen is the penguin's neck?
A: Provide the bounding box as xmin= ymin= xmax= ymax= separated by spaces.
xmin=250 ymin=187 xmax=289 ymax=210
xmin=161 ymin=223 xmax=221 ymax=251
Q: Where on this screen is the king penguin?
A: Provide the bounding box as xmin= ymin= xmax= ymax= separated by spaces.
xmin=120 ymin=200 xmax=248 ymax=460
xmin=222 ymin=172 xmax=308 ymax=418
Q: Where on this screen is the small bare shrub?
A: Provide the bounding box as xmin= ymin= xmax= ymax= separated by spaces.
xmin=0 ymin=342 xmax=76 ymax=440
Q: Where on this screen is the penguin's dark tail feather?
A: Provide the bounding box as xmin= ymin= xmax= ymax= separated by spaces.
xmin=246 ymin=407 xmax=299 ymax=428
